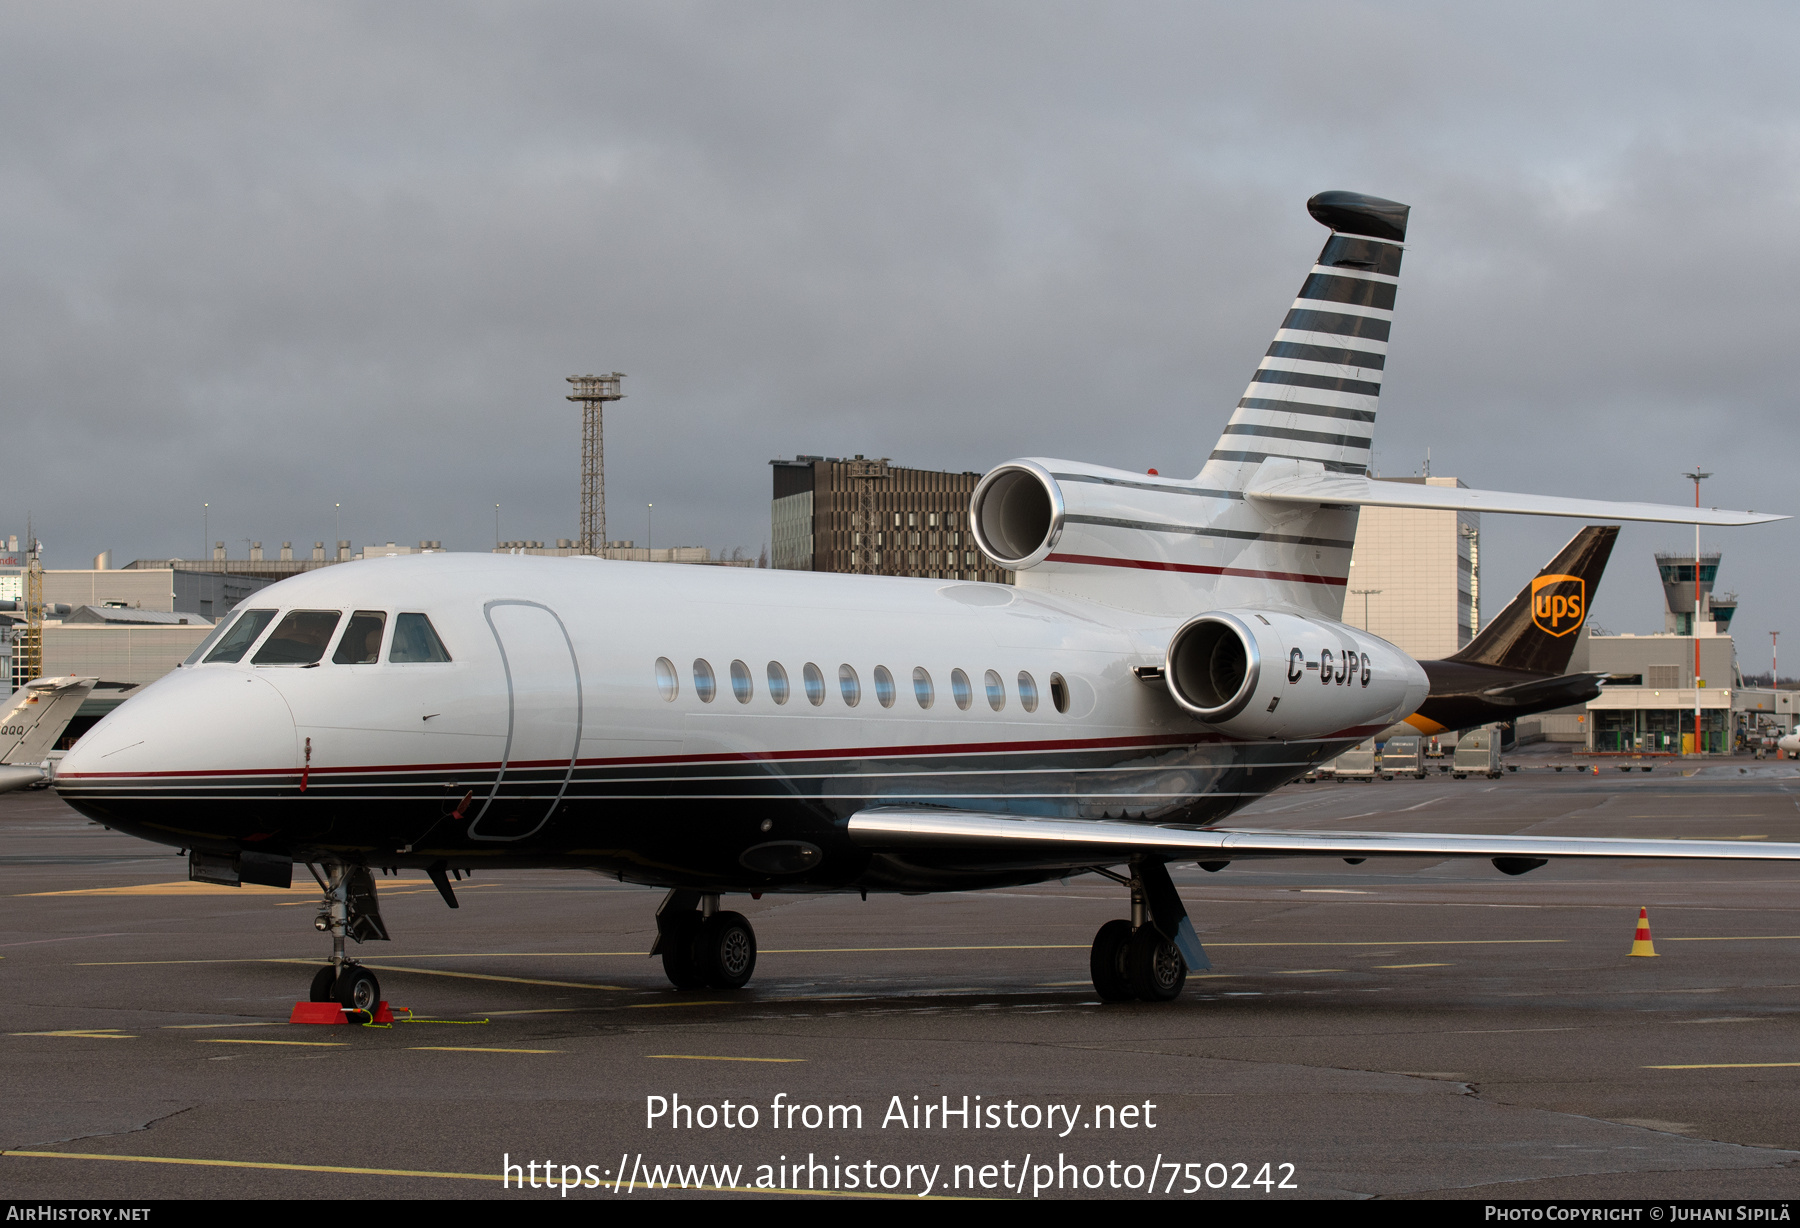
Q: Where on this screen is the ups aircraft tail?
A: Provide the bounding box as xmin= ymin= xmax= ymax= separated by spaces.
xmin=1398 ymin=526 xmax=1619 ymax=738
xmin=1449 ymin=525 xmax=1618 ymax=674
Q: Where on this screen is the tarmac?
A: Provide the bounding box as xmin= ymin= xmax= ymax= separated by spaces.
xmin=4 ymin=749 xmax=1800 ymax=1200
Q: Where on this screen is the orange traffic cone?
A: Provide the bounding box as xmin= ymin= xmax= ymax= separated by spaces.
xmin=1628 ymin=907 xmax=1657 ymax=957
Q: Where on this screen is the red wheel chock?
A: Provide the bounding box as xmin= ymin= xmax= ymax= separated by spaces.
xmin=288 ymin=1000 xmax=396 ymax=1025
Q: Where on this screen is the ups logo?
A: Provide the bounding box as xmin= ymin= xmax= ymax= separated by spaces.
xmin=1532 ymin=573 xmax=1586 ymax=637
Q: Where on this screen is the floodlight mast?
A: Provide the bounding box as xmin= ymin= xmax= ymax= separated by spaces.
xmin=567 ymin=373 xmax=625 ymax=556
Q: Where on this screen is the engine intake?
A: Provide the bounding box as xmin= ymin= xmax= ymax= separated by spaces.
xmin=1164 ymin=608 xmax=1428 ymax=740
xmin=969 ymin=462 xmax=1064 ymax=568
xmin=1166 ymin=613 xmax=1260 ymax=722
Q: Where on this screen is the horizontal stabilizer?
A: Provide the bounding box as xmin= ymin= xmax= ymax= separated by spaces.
xmin=1480 ymin=672 xmax=1607 ymax=704
xmin=0 ymin=765 xmax=46 ymax=794
xmin=1244 ymin=461 xmax=1784 ymax=527
xmin=847 ymin=808 xmax=1800 ymax=866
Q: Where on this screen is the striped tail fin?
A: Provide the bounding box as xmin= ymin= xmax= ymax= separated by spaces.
xmin=1198 ymin=191 xmax=1409 ymax=488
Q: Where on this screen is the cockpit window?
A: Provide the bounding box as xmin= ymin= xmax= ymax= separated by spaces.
xmin=331 ymin=611 xmax=387 ymax=665
xmin=390 ymin=612 xmax=452 ymax=663
xmin=184 ymin=613 xmax=242 ymax=665
xmin=201 ymin=609 xmax=277 ymax=664
xmin=252 ymin=610 xmax=344 ymax=665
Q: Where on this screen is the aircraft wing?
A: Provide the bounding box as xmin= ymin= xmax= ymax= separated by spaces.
xmin=1242 ymin=460 xmax=1785 ymax=527
xmin=846 ymin=808 xmax=1800 ymax=868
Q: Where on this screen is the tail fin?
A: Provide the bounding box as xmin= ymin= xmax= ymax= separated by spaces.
xmin=1197 ymin=190 xmax=1409 ymax=490
xmin=0 ymin=675 xmax=97 ymax=765
xmin=1449 ymin=525 xmax=1619 ymax=672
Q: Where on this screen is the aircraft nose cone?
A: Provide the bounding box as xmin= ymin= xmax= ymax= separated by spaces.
xmin=57 ymin=668 xmax=299 ymax=784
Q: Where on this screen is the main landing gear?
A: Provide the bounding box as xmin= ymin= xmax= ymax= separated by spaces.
xmin=654 ymin=889 xmax=757 ymax=990
xmin=306 ymin=862 xmax=390 ymax=1011
xmin=1088 ymin=859 xmax=1210 ymax=1003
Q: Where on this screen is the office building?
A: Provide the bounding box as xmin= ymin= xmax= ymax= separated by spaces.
xmin=769 ymin=455 xmax=1012 ymax=582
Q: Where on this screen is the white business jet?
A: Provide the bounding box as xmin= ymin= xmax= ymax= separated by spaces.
xmin=54 ymin=191 xmax=1796 ymax=1012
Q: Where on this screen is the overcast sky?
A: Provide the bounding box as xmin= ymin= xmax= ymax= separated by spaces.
xmin=3 ymin=2 xmax=1797 ymax=660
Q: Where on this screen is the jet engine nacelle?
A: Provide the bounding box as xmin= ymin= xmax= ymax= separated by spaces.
xmin=1164 ymin=609 xmax=1428 ymax=741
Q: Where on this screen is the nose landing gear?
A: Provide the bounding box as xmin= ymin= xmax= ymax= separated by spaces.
xmin=304 ymin=862 xmax=389 ymax=1010
xmin=1088 ymin=859 xmax=1208 ymax=1003
xmin=653 ymin=890 xmax=758 ymax=990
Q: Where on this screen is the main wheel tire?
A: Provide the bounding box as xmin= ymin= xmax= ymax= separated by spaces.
xmin=1125 ymin=925 xmax=1186 ymax=1002
xmin=691 ymin=911 xmax=757 ymax=989
xmin=1089 ymin=919 xmax=1134 ymax=1002
xmin=308 ymin=965 xmax=336 ymax=1003
xmin=660 ymin=913 xmax=707 ymax=989
xmin=333 ymin=965 xmax=380 ymax=1013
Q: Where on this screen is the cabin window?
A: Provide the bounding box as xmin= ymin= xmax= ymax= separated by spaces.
xmin=693 ymin=658 xmax=717 ymax=703
xmin=984 ymin=669 xmax=1005 ymax=711
xmin=950 ymin=668 xmax=973 ymax=711
xmin=201 ymin=609 xmax=276 ymax=664
xmin=913 ymin=666 xmax=934 ymax=709
xmin=390 ymin=613 xmax=452 ymax=663
xmin=252 ymin=610 xmax=343 ymax=666
xmin=803 ymin=662 xmax=826 ymax=706
xmin=332 ymin=611 xmax=387 ymax=665
xmin=730 ymin=659 xmax=754 ymax=704
xmin=873 ymin=665 xmax=896 ymax=708
xmin=838 ymin=664 xmax=861 ymax=707
xmin=1049 ymin=672 xmax=1070 ymax=714
xmin=655 ymin=657 xmax=678 ymax=701
xmin=767 ymin=661 xmax=790 ymax=705
xmin=1018 ymin=671 xmax=1039 ymax=713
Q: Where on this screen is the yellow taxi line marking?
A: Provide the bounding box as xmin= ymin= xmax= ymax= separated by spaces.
xmin=0 ymin=1150 xmax=966 ymax=1197
xmin=2 ymin=1150 xmax=497 ymax=1181
xmin=1273 ymin=969 xmax=1346 ymax=975
xmin=342 ymin=964 xmax=632 ymax=991
xmin=1376 ymin=963 xmax=1453 ymax=969
xmin=486 ymin=1009 xmax=579 ymax=1016
xmin=1663 ymin=936 xmax=1800 ymax=942
xmin=1645 ymin=1062 xmax=1800 ymax=1070
xmin=163 ymin=1022 xmax=286 ymax=1029
xmin=197 ymin=1039 xmax=346 ymax=1047
xmin=76 ymin=939 xmax=1573 ymax=970
xmin=646 ymin=1055 xmax=805 ymax=1063
xmin=10 ymin=1030 xmax=135 ymax=1039
xmin=407 ymin=1047 xmax=560 ymax=1054
xmin=629 ymin=1000 xmax=730 ymax=1009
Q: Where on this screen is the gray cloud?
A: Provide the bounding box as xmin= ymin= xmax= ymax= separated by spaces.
xmin=2 ymin=2 xmax=1796 ymax=651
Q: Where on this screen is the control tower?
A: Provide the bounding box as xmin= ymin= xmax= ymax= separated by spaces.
xmin=1654 ymin=550 xmax=1731 ymax=634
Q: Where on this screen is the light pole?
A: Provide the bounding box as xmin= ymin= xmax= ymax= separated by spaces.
xmin=647 ymin=504 xmax=653 ymax=553
xmin=1683 ymin=469 xmax=1711 ymax=754
xmin=495 ymin=504 xmax=500 ymax=549
xmin=1773 ymin=630 xmax=1780 ymax=688
xmin=1351 ymin=588 xmax=1382 ymax=631
xmin=202 ymin=503 xmax=208 ymax=561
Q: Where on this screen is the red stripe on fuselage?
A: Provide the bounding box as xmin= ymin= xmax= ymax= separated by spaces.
xmin=1045 ymin=552 xmax=1348 ymax=587
xmin=54 ymin=730 xmax=1255 ymax=783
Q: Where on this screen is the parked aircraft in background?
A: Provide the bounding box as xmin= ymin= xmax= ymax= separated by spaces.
xmin=0 ymin=676 xmax=109 ymax=793
xmin=1396 ymin=525 xmax=1619 ymax=740
xmin=51 ymin=191 xmax=1796 ymax=1010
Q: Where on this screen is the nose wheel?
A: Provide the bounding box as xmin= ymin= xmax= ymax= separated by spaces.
xmin=303 ymin=861 xmax=390 ymax=1010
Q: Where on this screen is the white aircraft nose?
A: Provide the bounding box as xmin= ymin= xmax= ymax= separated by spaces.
xmin=58 ymin=668 xmax=299 ymax=782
